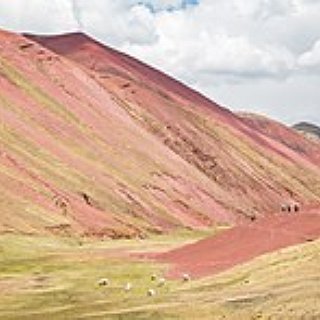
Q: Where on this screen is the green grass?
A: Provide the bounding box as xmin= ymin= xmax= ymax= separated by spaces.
xmin=0 ymin=233 xmax=200 ymax=319
xmin=0 ymin=233 xmax=319 ymax=319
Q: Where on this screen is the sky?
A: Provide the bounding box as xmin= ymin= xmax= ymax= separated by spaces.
xmin=0 ymin=0 xmax=319 ymax=125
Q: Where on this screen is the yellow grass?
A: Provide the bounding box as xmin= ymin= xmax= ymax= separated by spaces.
xmin=0 ymin=233 xmax=319 ymax=319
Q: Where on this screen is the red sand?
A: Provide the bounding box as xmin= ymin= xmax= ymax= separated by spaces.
xmin=0 ymin=29 xmax=319 ymax=238
xmin=156 ymin=206 xmax=320 ymax=278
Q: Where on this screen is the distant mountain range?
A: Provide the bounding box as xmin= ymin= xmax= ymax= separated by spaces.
xmin=293 ymin=122 xmax=320 ymax=141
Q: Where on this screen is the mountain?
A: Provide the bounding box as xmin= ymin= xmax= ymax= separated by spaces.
xmin=0 ymin=29 xmax=319 ymax=238
xmin=239 ymin=113 xmax=320 ymax=164
xmin=293 ymin=122 xmax=320 ymax=141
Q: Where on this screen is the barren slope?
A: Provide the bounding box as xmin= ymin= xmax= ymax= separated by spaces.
xmin=157 ymin=205 xmax=320 ymax=278
xmin=240 ymin=113 xmax=320 ymax=165
xmin=0 ymin=29 xmax=319 ymax=238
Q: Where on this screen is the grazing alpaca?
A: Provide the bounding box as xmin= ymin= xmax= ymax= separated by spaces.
xmin=124 ymin=282 xmax=132 ymax=292
xmin=147 ymin=288 xmax=156 ymax=297
xmin=182 ymin=273 xmax=191 ymax=282
xmin=98 ymin=278 xmax=109 ymax=286
xmin=158 ymin=277 xmax=166 ymax=287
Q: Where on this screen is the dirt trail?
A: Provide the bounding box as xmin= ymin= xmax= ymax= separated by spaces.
xmin=156 ymin=206 xmax=320 ymax=278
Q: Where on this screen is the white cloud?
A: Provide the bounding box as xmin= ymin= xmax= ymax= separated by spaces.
xmin=0 ymin=0 xmax=319 ymax=124
xmin=0 ymin=0 xmax=77 ymax=33
xmin=76 ymin=1 xmax=158 ymax=46
xmin=123 ymin=0 xmax=297 ymax=81
xmin=298 ymin=39 xmax=320 ymax=71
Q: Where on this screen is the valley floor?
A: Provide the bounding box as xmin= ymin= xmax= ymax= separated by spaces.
xmin=0 ymin=230 xmax=319 ymax=319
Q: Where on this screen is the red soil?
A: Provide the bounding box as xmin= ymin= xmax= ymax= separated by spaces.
xmin=28 ymin=33 xmax=320 ymax=172
xmin=0 ymin=29 xmax=319 ymax=238
xmin=0 ymin=31 xmax=314 ymax=280
xmin=157 ymin=206 xmax=320 ymax=278
xmin=240 ymin=113 xmax=320 ymax=167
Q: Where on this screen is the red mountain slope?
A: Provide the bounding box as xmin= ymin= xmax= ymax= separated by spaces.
xmin=0 ymin=29 xmax=319 ymax=238
xmin=157 ymin=205 xmax=320 ymax=278
xmin=239 ymin=113 xmax=320 ymax=166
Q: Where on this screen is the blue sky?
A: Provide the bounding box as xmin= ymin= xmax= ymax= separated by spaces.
xmin=0 ymin=0 xmax=319 ymax=125
xmin=140 ymin=0 xmax=199 ymax=11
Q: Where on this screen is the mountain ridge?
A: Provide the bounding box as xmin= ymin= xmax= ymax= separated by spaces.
xmin=0 ymin=29 xmax=319 ymax=238
xmin=293 ymin=121 xmax=320 ymax=141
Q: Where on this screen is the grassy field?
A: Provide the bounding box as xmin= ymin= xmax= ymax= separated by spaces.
xmin=0 ymin=231 xmax=319 ymax=319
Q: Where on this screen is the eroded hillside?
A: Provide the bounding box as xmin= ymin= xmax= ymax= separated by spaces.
xmin=0 ymin=29 xmax=319 ymax=238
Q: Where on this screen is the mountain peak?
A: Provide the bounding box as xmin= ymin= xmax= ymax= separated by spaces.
xmin=24 ymin=31 xmax=91 ymax=40
xmin=293 ymin=122 xmax=320 ymax=141
xmin=0 ymin=29 xmax=320 ymax=238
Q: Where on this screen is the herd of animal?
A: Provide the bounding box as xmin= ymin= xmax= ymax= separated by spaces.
xmin=95 ymin=202 xmax=300 ymax=298
xmin=97 ymin=273 xmax=191 ymax=297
